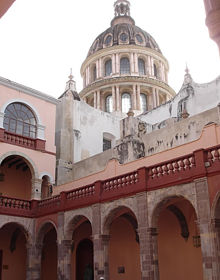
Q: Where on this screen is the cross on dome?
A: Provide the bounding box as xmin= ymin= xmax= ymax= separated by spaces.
xmin=114 ymin=0 xmax=131 ymax=17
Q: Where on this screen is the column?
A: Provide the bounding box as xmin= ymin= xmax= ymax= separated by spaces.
xmin=152 ymin=88 xmax=156 ymax=108
xmin=97 ymin=90 xmax=101 ymax=110
xmin=57 ymin=240 xmax=72 ymax=280
xmin=130 ymin=53 xmax=135 ymax=74
xmin=195 ymin=177 xmax=219 ymax=280
xmin=26 ymin=242 xmax=42 ymax=280
xmin=136 ymin=85 xmax=141 ymax=111
xmin=0 ymin=112 xmax=4 ymax=128
xmin=112 ymin=86 xmax=116 ymax=111
xmin=116 ymin=86 xmax=120 ymax=111
xmin=132 ymin=84 xmax=137 ymax=110
xmin=136 ymin=193 xmax=159 ymax=280
xmin=99 ymin=58 xmax=103 ymax=78
xmin=112 ymin=54 xmax=116 ymax=74
xmin=147 ymin=56 xmax=151 ymax=76
xmin=94 ymin=92 xmax=97 ymax=109
xmin=134 ymin=53 xmax=138 ymax=74
xmin=156 ymin=89 xmax=160 ymax=106
xmin=96 ymin=61 xmax=99 ymax=78
xmin=92 ymin=204 xmax=110 ymax=280
xmin=31 ymin=178 xmax=42 ymax=200
xmin=116 ymin=53 xmax=120 ymax=73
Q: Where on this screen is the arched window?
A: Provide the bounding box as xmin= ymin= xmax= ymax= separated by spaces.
xmin=122 ymin=93 xmax=131 ymax=113
xmin=3 ymin=102 xmax=37 ymax=138
xmin=138 ymin=58 xmax=146 ymax=75
xmin=105 ymin=59 xmax=112 ymax=77
xmin=140 ymin=93 xmax=147 ymax=112
xmin=93 ymin=66 xmax=97 ymax=81
xmin=106 ymin=95 xmax=113 ymax=113
xmin=120 ymin=57 xmax=130 ymax=74
xmin=154 ymin=64 xmax=158 ymax=78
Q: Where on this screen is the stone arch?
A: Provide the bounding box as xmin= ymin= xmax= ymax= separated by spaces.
xmin=0 ymin=151 xmax=39 ymax=179
xmin=36 ymin=220 xmax=57 ymax=245
xmin=65 ymin=210 xmax=92 ymax=240
xmin=147 ymin=184 xmax=197 ymax=228
xmin=102 ymin=201 xmax=138 ymax=235
xmin=39 ymin=172 xmax=54 ymax=184
xmin=1 ymin=98 xmax=42 ymax=125
xmin=0 ymin=221 xmax=31 ymax=243
xmin=211 ymin=190 xmax=220 ymax=219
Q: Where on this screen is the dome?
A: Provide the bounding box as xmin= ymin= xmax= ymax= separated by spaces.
xmin=87 ymin=1 xmax=161 ymax=58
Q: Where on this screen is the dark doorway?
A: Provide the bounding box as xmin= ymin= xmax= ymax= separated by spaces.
xmin=76 ymin=239 xmax=93 ymax=280
xmin=0 ymin=250 xmax=2 ymax=280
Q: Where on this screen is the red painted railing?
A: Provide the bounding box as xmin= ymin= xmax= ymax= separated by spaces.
xmin=1 ymin=146 xmax=220 ymax=218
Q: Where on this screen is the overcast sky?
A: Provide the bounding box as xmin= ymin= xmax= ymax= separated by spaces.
xmin=0 ymin=0 xmax=219 ymax=98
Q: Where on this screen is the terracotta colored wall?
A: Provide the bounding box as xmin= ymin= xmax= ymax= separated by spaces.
xmin=109 ymin=217 xmax=141 ymax=280
xmin=0 ymin=163 xmax=31 ymax=199
xmin=41 ymin=228 xmax=57 ymax=280
xmin=158 ymin=200 xmax=203 ymax=280
xmin=0 ymin=226 xmax=26 ymax=280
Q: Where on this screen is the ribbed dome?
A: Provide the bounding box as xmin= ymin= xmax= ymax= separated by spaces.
xmin=87 ymin=21 xmax=161 ymax=58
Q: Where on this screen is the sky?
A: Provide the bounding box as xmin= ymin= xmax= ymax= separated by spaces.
xmin=0 ymin=0 xmax=219 ymax=99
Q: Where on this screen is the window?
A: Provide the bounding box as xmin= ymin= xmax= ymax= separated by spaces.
xmin=122 ymin=93 xmax=131 ymax=113
xmin=120 ymin=57 xmax=130 ymax=74
xmin=3 ymin=102 xmax=37 ymax=138
xmin=140 ymin=94 xmax=147 ymax=112
xmin=103 ymin=138 xmax=111 ymax=151
xmin=120 ymin=33 xmax=128 ymax=42
xmin=105 ymin=35 xmax=112 ymax=46
xmin=138 ymin=58 xmax=146 ymax=75
xmin=105 ymin=59 xmax=112 ymax=77
xmin=106 ymin=95 xmax=113 ymax=113
xmin=136 ymin=34 xmax=143 ymax=43
xmin=93 ymin=66 xmax=97 ymax=81
xmin=154 ymin=64 xmax=158 ymax=78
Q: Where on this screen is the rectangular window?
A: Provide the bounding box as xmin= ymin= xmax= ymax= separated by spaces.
xmin=103 ymin=138 xmax=111 ymax=151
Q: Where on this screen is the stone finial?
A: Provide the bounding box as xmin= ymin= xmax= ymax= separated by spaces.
xmin=127 ymin=108 xmax=134 ymax=117
xmin=65 ymin=68 xmax=76 ymax=92
xmin=181 ymin=109 xmax=189 ymax=119
xmin=183 ymin=64 xmax=192 ymax=85
xmin=114 ymin=0 xmax=131 ymax=17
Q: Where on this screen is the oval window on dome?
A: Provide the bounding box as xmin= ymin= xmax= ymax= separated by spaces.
xmin=120 ymin=33 xmax=128 ymax=42
xmin=104 ymin=35 xmax=112 ymax=46
xmin=136 ymin=34 xmax=143 ymax=44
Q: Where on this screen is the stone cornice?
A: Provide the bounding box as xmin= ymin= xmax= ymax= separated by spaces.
xmin=80 ymin=44 xmax=169 ymax=75
xmin=79 ymin=75 xmax=176 ymax=97
xmin=0 ymin=76 xmax=58 ymax=105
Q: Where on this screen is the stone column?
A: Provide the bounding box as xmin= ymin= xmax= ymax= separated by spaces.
xmin=57 ymin=212 xmax=72 ymax=280
xmin=136 ymin=193 xmax=159 ymax=280
xmin=112 ymin=54 xmax=116 ymax=74
xmin=130 ymin=53 xmax=135 ymax=74
xmin=96 ymin=61 xmax=99 ymax=78
xmin=132 ymin=84 xmax=137 ymax=110
xmin=136 ymin=85 xmax=141 ymax=111
xmin=156 ymin=89 xmax=160 ymax=106
xmin=92 ymin=204 xmax=110 ymax=280
xmin=152 ymin=88 xmax=156 ymax=108
xmin=116 ymin=53 xmax=120 ymax=74
xmin=31 ymin=178 xmax=42 ymax=200
xmin=147 ymin=56 xmax=151 ymax=76
xmin=195 ymin=177 xmax=218 ymax=280
xmin=134 ymin=53 xmax=139 ymax=74
xmin=97 ymin=90 xmax=101 ymax=110
xmin=116 ymin=86 xmax=120 ymax=111
xmin=99 ymin=58 xmax=103 ymax=78
xmin=112 ymin=86 xmax=116 ymax=111
xmin=94 ymin=92 xmax=97 ymax=109
xmin=26 ymin=242 xmax=42 ymax=280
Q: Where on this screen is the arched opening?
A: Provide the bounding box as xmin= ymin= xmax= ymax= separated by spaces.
xmin=154 ymin=63 xmax=158 ymax=79
xmin=105 ymin=95 xmax=113 ymax=113
xmin=76 ymin=239 xmax=93 ymax=280
xmin=40 ymin=223 xmax=57 ymax=280
xmin=105 ymin=59 xmax=112 ymax=77
xmin=121 ymin=93 xmax=131 ymax=113
xmin=41 ymin=175 xmax=52 ymax=199
xmin=120 ymin=57 xmax=130 ymax=74
xmin=0 ymin=155 xmax=32 ymax=199
xmin=104 ymin=207 xmax=141 ymax=280
xmin=140 ymin=93 xmax=147 ymax=112
xmin=0 ymin=223 xmax=27 ymax=280
xmin=3 ymin=102 xmax=37 ymax=138
xmin=68 ymin=216 xmax=93 ymax=280
xmin=138 ymin=58 xmax=146 ymax=75
xmin=155 ymin=197 xmax=203 ymax=280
